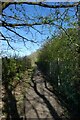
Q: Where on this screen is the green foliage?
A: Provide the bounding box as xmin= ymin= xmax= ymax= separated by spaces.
xmin=38 ymin=28 xmax=80 ymax=112
xmin=2 ymin=56 xmax=32 ymax=89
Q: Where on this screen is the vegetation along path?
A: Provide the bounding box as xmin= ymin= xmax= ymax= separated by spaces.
xmin=25 ymin=66 xmax=69 ymax=120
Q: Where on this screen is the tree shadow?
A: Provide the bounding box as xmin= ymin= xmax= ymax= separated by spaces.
xmin=25 ymin=96 xmax=41 ymax=120
xmin=41 ymin=72 xmax=80 ymax=120
xmin=31 ymin=77 xmax=62 ymax=120
xmin=2 ymin=82 xmax=21 ymax=120
xmin=44 ymin=83 xmax=80 ymax=120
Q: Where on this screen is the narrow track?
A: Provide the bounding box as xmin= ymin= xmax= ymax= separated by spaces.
xmin=25 ymin=67 xmax=68 ymax=120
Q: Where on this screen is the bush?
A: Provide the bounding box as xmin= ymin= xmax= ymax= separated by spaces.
xmin=38 ymin=28 xmax=80 ymax=112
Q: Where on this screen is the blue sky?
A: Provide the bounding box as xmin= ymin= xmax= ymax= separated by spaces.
xmin=1 ymin=2 xmax=77 ymax=57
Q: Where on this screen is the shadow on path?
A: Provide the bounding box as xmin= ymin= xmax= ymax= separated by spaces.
xmin=2 ymin=83 xmax=21 ymax=120
xmin=25 ymin=96 xmax=41 ymax=120
xmin=31 ymin=78 xmax=62 ymax=120
xmin=25 ymin=67 xmax=69 ymax=119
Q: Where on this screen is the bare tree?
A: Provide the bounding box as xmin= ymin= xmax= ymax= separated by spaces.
xmin=0 ymin=2 xmax=80 ymax=51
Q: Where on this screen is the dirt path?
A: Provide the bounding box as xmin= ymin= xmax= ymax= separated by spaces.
xmin=25 ymin=67 xmax=68 ymax=120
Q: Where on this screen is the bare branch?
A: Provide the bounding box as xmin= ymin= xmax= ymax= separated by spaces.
xmin=4 ymin=26 xmax=37 ymax=43
xmin=1 ymin=2 xmax=11 ymax=11
xmin=1 ymin=32 xmax=14 ymax=50
xmin=25 ymin=2 xmax=80 ymax=9
xmin=2 ymin=2 xmax=80 ymax=11
xmin=2 ymin=14 xmax=25 ymax=22
xmin=2 ymin=20 xmax=50 ymax=27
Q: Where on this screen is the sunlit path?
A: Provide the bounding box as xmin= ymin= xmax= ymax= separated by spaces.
xmin=25 ymin=67 xmax=68 ymax=120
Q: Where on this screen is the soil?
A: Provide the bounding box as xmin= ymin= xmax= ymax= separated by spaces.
xmin=24 ymin=67 xmax=69 ymax=120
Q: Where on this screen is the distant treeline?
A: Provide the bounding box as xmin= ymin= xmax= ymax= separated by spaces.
xmin=37 ymin=28 xmax=80 ymax=114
